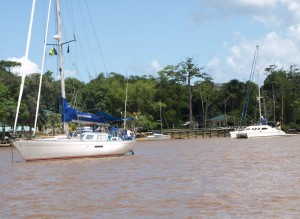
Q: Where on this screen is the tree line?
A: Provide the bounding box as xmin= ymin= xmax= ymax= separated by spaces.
xmin=1 ymin=58 xmax=300 ymax=135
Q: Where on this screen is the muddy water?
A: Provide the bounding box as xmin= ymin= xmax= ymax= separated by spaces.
xmin=1 ymin=136 xmax=300 ymax=218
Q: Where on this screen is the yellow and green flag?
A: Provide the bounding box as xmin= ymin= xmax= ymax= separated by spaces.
xmin=49 ymin=47 xmax=57 ymax=55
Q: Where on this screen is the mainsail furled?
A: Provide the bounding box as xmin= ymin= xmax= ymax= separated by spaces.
xmin=96 ymin=111 xmax=122 ymax=122
xmin=62 ymin=98 xmax=132 ymax=124
xmin=62 ymin=98 xmax=105 ymax=124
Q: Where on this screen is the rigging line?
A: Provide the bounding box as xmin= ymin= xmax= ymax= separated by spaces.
xmin=76 ymin=0 xmax=98 ymax=77
xmin=69 ymin=78 xmax=81 ymax=108
xmin=63 ymin=0 xmax=75 ymax=34
xmin=84 ymin=108 xmax=102 ymax=112
xmin=38 ymin=113 xmax=51 ymax=128
xmin=59 ymin=5 xmax=73 ymax=78
xmin=84 ymin=0 xmax=108 ymax=77
xmin=161 ymin=106 xmax=170 ymax=130
xmin=62 ymin=1 xmax=79 ymax=76
xmin=239 ymin=48 xmax=258 ymax=126
xmin=65 ymin=0 xmax=92 ymax=81
xmin=10 ymin=144 xmax=14 ymax=163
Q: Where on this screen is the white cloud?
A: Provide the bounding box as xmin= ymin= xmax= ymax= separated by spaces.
xmin=194 ymin=0 xmax=300 ymax=82
xmin=123 ymin=59 xmax=163 ymax=77
xmin=223 ymin=32 xmax=300 ymax=82
xmin=206 ymin=56 xmax=225 ymax=81
xmin=236 ymin=0 xmax=277 ymax=7
xmin=207 ymin=56 xmax=220 ymax=68
xmin=194 ymin=0 xmax=281 ymax=26
xmin=284 ymin=0 xmax=300 ymax=15
xmin=150 ymin=59 xmax=163 ymax=72
xmin=7 ymin=57 xmax=39 ymax=76
xmin=142 ymin=59 xmax=163 ymax=76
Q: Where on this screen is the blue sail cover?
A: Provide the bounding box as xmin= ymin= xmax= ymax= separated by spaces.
xmin=62 ymin=98 xmax=134 ymax=124
xmin=62 ymin=98 xmax=132 ymax=124
xmin=97 ymin=111 xmax=134 ymax=122
xmin=96 ymin=111 xmax=121 ymax=122
xmin=62 ymin=98 xmax=106 ymax=124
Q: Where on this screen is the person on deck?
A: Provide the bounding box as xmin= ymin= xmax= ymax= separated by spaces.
xmin=277 ymin=121 xmax=281 ymax=130
xmin=259 ymin=116 xmax=267 ymax=125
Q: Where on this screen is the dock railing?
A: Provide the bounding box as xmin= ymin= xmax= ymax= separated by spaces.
xmin=165 ymin=127 xmax=236 ymax=139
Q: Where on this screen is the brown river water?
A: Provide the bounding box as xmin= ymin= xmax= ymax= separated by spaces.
xmin=1 ymin=135 xmax=300 ymax=218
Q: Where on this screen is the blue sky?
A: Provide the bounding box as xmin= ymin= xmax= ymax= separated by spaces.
xmin=1 ymin=0 xmax=300 ymax=84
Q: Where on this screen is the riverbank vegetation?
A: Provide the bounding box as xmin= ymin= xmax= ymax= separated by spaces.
xmin=1 ymin=59 xmax=300 ymax=133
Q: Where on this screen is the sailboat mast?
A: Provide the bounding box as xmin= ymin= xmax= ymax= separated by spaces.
xmin=13 ymin=0 xmax=36 ymax=136
xmin=256 ymin=45 xmax=262 ymax=123
xmin=160 ymin=100 xmax=163 ymax=132
xmin=34 ymin=0 xmax=52 ymax=135
xmin=55 ymin=0 xmax=67 ymax=133
xmin=123 ymin=79 xmax=129 ymax=129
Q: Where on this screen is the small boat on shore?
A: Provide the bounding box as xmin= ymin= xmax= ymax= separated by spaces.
xmin=146 ymin=132 xmax=171 ymax=141
xmin=146 ymin=101 xmax=171 ymax=141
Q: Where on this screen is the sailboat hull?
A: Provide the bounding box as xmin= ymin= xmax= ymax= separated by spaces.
xmin=13 ymin=139 xmax=135 ymax=161
xmin=230 ymin=125 xmax=287 ymax=139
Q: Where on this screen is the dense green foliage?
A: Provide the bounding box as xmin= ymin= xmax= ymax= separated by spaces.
xmin=159 ymin=57 xmax=209 ymax=129
xmin=1 ymin=60 xmax=300 ymax=133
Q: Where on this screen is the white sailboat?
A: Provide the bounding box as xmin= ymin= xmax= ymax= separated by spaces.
xmin=12 ymin=0 xmax=135 ymax=161
xmin=230 ymin=124 xmax=287 ymax=139
xmin=230 ymin=46 xmax=287 ymax=139
xmin=146 ymin=101 xmax=171 ymax=141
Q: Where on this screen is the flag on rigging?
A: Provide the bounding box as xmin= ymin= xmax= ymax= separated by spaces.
xmin=49 ymin=47 xmax=57 ymax=55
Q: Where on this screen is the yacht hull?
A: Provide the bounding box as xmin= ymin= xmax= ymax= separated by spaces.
xmin=13 ymin=139 xmax=135 ymax=161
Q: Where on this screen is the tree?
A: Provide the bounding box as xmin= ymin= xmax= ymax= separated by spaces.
xmin=264 ymin=66 xmax=289 ymax=124
xmin=0 ymin=61 xmax=23 ymax=138
xmin=286 ymin=65 xmax=300 ymax=124
xmin=194 ymin=78 xmax=218 ymax=128
xmin=0 ymin=83 xmax=13 ymax=140
xmin=64 ymin=77 xmax=85 ymax=107
xmin=159 ymin=57 xmax=208 ymax=129
xmin=155 ymin=74 xmax=186 ymax=128
xmin=222 ymin=79 xmax=245 ymax=125
xmin=0 ymin=60 xmax=21 ymax=72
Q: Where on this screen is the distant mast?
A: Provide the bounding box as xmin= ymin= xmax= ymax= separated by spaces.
xmin=159 ymin=100 xmax=163 ymax=133
xmin=123 ymin=78 xmax=129 ymax=130
xmin=55 ymin=0 xmax=67 ymax=133
xmin=256 ymin=45 xmax=262 ymax=124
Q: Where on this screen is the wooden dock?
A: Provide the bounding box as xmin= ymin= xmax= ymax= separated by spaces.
xmin=166 ymin=128 xmax=235 ymax=139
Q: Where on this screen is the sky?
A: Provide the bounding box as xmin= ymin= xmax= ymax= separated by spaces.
xmin=1 ymin=0 xmax=300 ymax=84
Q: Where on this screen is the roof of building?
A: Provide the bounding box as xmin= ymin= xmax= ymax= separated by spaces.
xmin=208 ymin=115 xmax=233 ymax=122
